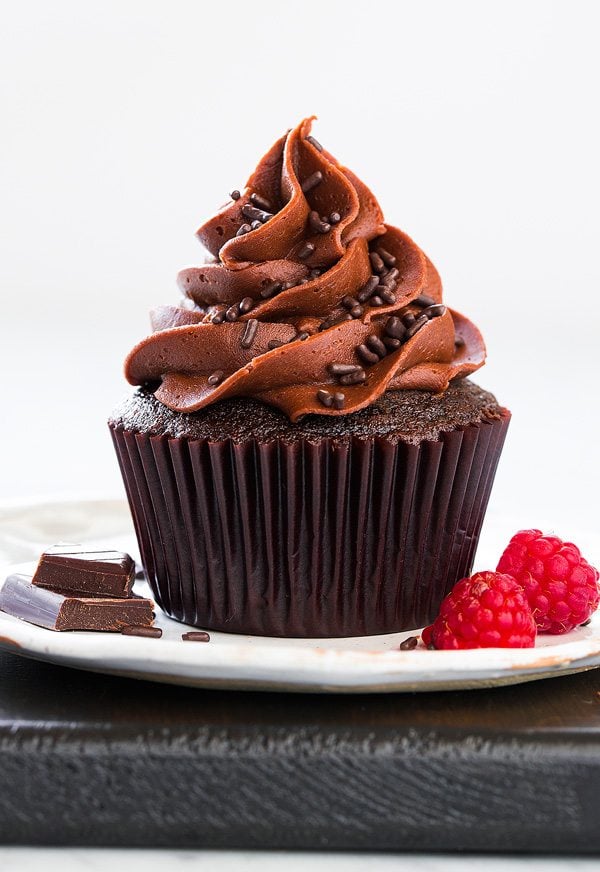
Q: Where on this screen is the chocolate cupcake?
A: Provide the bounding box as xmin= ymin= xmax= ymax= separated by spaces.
xmin=109 ymin=118 xmax=510 ymax=637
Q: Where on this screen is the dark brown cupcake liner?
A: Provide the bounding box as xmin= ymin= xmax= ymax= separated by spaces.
xmin=109 ymin=411 xmax=510 ymax=637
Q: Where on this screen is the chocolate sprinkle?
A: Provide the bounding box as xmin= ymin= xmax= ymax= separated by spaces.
xmin=339 ymin=370 xmax=366 ymax=385
xmin=260 ymin=281 xmax=282 ymax=299
xmin=366 ymin=335 xmax=387 ymax=358
xmin=369 ymin=251 xmax=385 ymax=274
xmin=423 ymin=304 xmax=447 ymax=319
xmin=342 ymin=295 xmax=358 ymax=309
xmin=295 ymin=331 xmax=310 ymax=342
xmin=236 ymin=223 xmax=251 ymax=237
xmin=405 ymin=313 xmax=429 ymax=338
xmin=383 ymin=336 xmax=402 ymax=350
xmin=317 ymin=389 xmax=333 ymax=408
xmin=333 ymin=392 xmax=345 ymax=410
xmin=377 ymin=247 xmax=396 ymax=267
xmin=301 ymin=171 xmax=323 ymax=194
xmin=380 ymin=288 xmax=396 ymax=305
xmin=350 ymin=305 xmax=364 ymax=318
xmin=230 ymin=190 xmax=241 ymax=200
xmin=319 ymin=312 xmax=352 ymax=331
xmin=241 ymin=204 xmax=273 ymax=224
xmin=211 ymin=310 xmax=226 ymax=324
xmin=250 ymin=220 xmax=262 ymax=231
xmin=298 ymin=241 xmax=316 ymax=259
xmin=370 ymin=295 xmax=383 ymax=307
xmin=402 ymin=312 xmax=416 ymax=328
xmin=249 ymin=192 xmax=273 ymax=211
xmin=385 ymin=316 xmax=407 ymax=340
xmin=267 ymin=339 xmax=286 ymax=350
xmin=400 ymin=636 xmax=418 ymax=651
xmin=380 ymin=267 xmax=399 ymax=286
xmin=306 ymin=135 xmax=323 ymax=152
xmin=414 ymin=294 xmax=436 ymax=308
xmin=121 ymin=625 xmax=162 ymax=638
xmin=225 ymin=304 xmax=239 ymax=322
xmin=328 ymin=363 xmax=363 ymax=376
xmin=308 ymin=210 xmax=331 ymax=234
xmin=241 ymin=318 xmax=259 ymax=349
xmin=239 ymin=296 xmax=254 ymax=314
xmin=356 ymin=344 xmax=380 ymax=365
xmin=329 ymin=212 xmax=341 ymax=224
xmin=207 ymin=370 xmax=225 ymax=386
xmin=182 ymin=631 xmax=211 ymax=642
xmin=357 ymin=275 xmax=380 ymax=303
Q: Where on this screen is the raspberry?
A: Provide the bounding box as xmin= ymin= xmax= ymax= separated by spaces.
xmin=422 ymin=571 xmax=536 ymax=649
xmin=497 ymin=529 xmax=600 ymax=634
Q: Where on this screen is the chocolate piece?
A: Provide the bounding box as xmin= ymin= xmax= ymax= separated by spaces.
xmin=306 ymin=134 xmax=323 ymax=152
xmin=182 ymin=631 xmax=211 ymax=642
xmin=121 ymin=625 xmax=162 ymax=638
xmin=230 ymin=189 xmax=241 ymax=200
xmin=32 ymin=545 xmax=135 ymax=598
xmin=0 ymin=574 xmax=154 ymax=632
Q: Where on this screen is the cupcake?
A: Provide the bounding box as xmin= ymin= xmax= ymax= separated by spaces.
xmin=109 ymin=118 xmax=510 ymax=637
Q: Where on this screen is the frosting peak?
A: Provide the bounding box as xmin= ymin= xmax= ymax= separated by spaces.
xmin=125 ymin=118 xmax=485 ymax=421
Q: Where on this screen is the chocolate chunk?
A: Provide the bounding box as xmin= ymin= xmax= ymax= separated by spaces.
xmin=182 ymin=631 xmax=211 ymax=642
xmin=0 ymin=573 xmax=154 ymax=632
xmin=32 ymin=545 xmax=135 ymax=598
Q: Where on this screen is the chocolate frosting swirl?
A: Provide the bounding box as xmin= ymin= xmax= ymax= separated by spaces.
xmin=125 ymin=118 xmax=485 ymax=421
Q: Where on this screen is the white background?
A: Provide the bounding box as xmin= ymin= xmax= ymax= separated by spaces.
xmin=1 ymin=1 xmax=599 ymax=869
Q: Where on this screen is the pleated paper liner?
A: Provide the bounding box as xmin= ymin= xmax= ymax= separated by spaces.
xmin=109 ymin=410 xmax=510 ymax=637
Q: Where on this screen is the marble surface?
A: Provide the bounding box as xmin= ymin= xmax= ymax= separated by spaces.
xmin=0 ymin=851 xmax=599 ymax=871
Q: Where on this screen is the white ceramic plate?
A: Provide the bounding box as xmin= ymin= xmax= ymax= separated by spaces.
xmin=0 ymin=497 xmax=599 ymax=693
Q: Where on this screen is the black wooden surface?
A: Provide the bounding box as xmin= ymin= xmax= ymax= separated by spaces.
xmin=1 ymin=650 xmax=600 ymax=851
